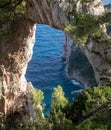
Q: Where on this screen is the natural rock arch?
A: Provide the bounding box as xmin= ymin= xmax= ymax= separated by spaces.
xmin=0 ymin=0 xmax=111 ymax=119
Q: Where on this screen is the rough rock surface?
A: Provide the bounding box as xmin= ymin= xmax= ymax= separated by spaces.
xmin=0 ymin=20 xmax=36 ymax=119
xmin=81 ymin=37 xmax=111 ymax=86
xmin=63 ymin=35 xmax=97 ymax=87
xmin=0 ymin=0 xmax=110 ymax=120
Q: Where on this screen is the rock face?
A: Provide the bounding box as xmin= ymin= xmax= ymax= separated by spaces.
xmin=81 ymin=37 xmax=111 ymax=86
xmin=63 ymin=35 xmax=97 ymax=87
xmin=0 ymin=20 xmax=36 ymax=120
xmin=0 ymin=0 xmax=110 ymax=120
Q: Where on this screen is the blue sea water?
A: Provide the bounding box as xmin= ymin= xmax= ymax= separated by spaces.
xmin=26 ymin=24 xmax=83 ymax=114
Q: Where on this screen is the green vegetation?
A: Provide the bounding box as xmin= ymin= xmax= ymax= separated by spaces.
xmin=32 ymin=87 xmax=44 ymax=109
xmin=49 ymin=85 xmax=75 ymax=130
xmin=51 ymin=85 xmax=68 ymax=111
xmin=31 ymin=88 xmax=45 ymax=121
xmin=67 ymin=86 xmax=111 ymax=123
xmin=0 ymin=0 xmax=26 ymax=21
xmin=2 ymin=85 xmax=111 ymax=130
xmin=65 ymin=10 xmax=111 ymax=45
xmin=65 ymin=13 xmax=101 ymax=45
xmin=0 ymin=0 xmax=26 ymax=35
xmin=75 ymin=110 xmax=111 ymax=130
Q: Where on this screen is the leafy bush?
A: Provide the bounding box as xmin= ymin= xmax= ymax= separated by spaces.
xmin=0 ymin=0 xmax=26 ymax=21
xmin=31 ymin=87 xmax=45 ymax=124
xmin=51 ymin=85 xmax=68 ymax=111
xmin=49 ymin=85 xmax=75 ymax=130
xmin=65 ymin=11 xmax=111 ymax=45
xmin=75 ymin=109 xmax=111 ymax=130
xmin=67 ymin=86 xmax=111 ymax=124
xmin=3 ymin=85 xmax=111 ymax=130
xmin=32 ymin=87 xmax=44 ymax=108
xmin=0 ymin=0 xmax=26 ymax=35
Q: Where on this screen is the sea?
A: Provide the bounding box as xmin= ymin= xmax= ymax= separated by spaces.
xmin=26 ymin=24 xmax=83 ymax=115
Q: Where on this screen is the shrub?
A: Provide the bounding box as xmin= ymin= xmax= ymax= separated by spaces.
xmin=51 ymin=85 xmax=68 ymax=112
xmin=68 ymin=86 xmax=111 ymax=124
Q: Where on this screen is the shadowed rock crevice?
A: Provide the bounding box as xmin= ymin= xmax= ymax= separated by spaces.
xmin=67 ymin=47 xmax=97 ymax=87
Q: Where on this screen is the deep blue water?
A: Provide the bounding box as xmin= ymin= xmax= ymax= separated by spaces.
xmin=26 ymin=24 xmax=83 ymax=114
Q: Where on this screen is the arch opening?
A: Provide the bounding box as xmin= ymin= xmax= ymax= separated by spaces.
xmin=25 ymin=24 xmax=83 ymax=114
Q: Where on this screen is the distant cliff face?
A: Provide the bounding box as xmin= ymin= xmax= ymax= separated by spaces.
xmin=81 ymin=37 xmax=111 ymax=85
xmin=0 ymin=0 xmax=110 ymax=120
xmin=63 ymin=35 xmax=97 ymax=87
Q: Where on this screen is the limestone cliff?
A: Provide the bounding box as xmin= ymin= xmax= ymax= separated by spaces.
xmin=0 ymin=20 xmax=36 ymax=120
xmin=63 ymin=35 xmax=97 ymax=87
xmin=0 ymin=0 xmax=110 ymax=121
xmin=80 ymin=36 xmax=111 ymax=85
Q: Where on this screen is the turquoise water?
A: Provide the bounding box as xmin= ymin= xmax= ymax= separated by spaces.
xmin=26 ymin=24 xmax=83 ymax=114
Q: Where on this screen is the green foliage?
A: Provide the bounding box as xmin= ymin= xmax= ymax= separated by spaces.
xmin=65 ymin=13 xmax=102 ymax=45
xmin=0 ymin=0 xmax=26 ymax=18
xmin=65 ymin=9 xmax=111 ymax=45
xmin=67 ymin=86 xmax=111 ymax=125
xmin=31 ymin=87 xmax=45 ymax=122
xmin=0 ymin=0 xmax=26 ymax=35
xmin=51 ymin=85 xmax=68 ymax=111
xmin=3 ymin=85 xmax=111 ymax=130
xmin=48 ymin=85 xmax=75 ymax=130
xmin=32 ymin=88 xmax=44 ymax=107
xmin=80 ymin=86 xmax=111 ymax=115
xmin=48 ymin=109 xmax=75 ymax=130
xmin=75 ymin=109 xmax=111 ymax=130
xmin=20 ymin=118 xmax=53 ymax=130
